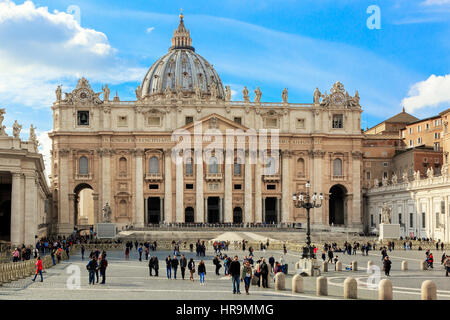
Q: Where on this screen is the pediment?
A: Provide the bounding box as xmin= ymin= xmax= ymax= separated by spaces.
xmin=178 ymin=113 xmax=249 ymax=134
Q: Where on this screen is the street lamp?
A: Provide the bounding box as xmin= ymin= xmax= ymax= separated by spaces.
xmin=292 ymin=181 xmax=323 ymax=259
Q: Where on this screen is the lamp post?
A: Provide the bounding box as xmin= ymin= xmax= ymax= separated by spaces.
xmin=292 ymin=181 xmax=323 ymax=259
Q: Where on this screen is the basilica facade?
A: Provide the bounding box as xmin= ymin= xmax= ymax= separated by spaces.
xmin=49 ymin=14 xmax=364 ymax=235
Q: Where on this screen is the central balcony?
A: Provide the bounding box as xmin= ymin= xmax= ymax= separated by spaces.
xmin=145 ymin=172 xmax=163 ymax=182
xmin=205 ymin=173 xmax=223 ymax=181
xmin=263 ymin=174 xmax=281 ymax=182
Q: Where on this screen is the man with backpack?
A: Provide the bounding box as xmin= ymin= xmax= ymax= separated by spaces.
xmin=86 ymin=256 xmax=98 ymax=285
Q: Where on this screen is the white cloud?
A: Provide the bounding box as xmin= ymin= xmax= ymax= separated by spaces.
xmin=422 ymin=0 xmax=450 ymax=5
xmin=402 ymin=74 xmax=450 ymax=112
xmin=146 ymin=27 xmax=155 ymax=33
xmin=0 ymin=0 xmax=145 ymax=109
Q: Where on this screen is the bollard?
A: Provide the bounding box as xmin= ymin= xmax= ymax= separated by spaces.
xmin=351 ymin=261 xmax=358 ymax=271
xmin=420 ymin=260 xmax=427 ymax=271
xmin=316 ymin=276 xmax=328 ymax=296
xmin=421 ymin=280 xmax=437 ymax=300
xmin=322 ymin=261 xmax=328 ymax=273
xmin=378 ymin=279 xmax=393 ymax=300
xmin=344 ymin=277 xmax=358 ymax=299
xmin=336 ymin=261 xmax=342 ymax=271
xmin=367 ymin=260 xmax=373 ymax=269
xmin=275 ymin=272 xmax=286 ymax=291
xmin=292 ymin=274 xmax=303 ymax=293
xmin=401 ymin=261 xmax=408 ymax=271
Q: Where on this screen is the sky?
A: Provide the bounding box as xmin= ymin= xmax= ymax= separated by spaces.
xmin=0 ymin=0 xmax=449 ymax=175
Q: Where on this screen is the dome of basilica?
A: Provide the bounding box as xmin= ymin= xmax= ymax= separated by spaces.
xmin=140 ymin=13 xmax=225 ymax=100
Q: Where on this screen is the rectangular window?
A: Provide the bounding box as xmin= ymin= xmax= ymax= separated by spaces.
xmin=185 ymin=116 xmax=193 ymax=125
xmin=234 ymin=184 xmax=242 ymax=190
xmin=383 ymin=171 xmax=388 ymax=178
xmin=410 ymin=213 xmax=413 ymax=228
xmin=185 ymin=184 xmax=194 ymax=190
xmin=267 ymin=184 xmax=276 ymax=190
xmin=401 ymin=131 xmax=405 ymax=138
xmin=417 ymin=137 xmax=422 ymax=144
xmin=117 ymin=116 xmax=127 ymax=127
xmin=426 ymin=123 xmax=430 ymax=130
xmin=422 ymin=212 xmax=426 ymax=228
xmin=409 ymin=128 xmax=413 ymax=134
xmin=296 ymin=118 xmax=305 ymax=129
xmin=147 ymin=116 xmax=161 ymax=126
xmin=366 ymin=171 xmax=371 ymax=180
xmin=417 ymin=125 xmax=421 ymax=132
xmin=398 ymin=213 xmax=402 ymax=225
xmin=383 ymin=162 xmax=388 ymax=167
xmin=409 ymin=140 xmax=413 ymax=147
xmin=371 ymin=215 xmax=374 ymax=227
xmin=434 ymin=132 xmax=440 ymax=139
xmin=77 ymin=111 xmax=89 ymax=126
xmin=233 ymin=117 xmax=242 ymax=125
xmin=434 ymin=142 xmax=440 ymax=151
xmin=332 ymin=114 xmax=343 ymax=129
xmin=149 ymin=184 xmax=159 ymax=190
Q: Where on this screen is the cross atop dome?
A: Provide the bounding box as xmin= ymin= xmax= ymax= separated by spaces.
xmin=171 ymin=10 xmax=194 ymax=51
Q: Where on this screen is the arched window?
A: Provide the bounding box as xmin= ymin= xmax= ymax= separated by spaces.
xmin=296 ymin=158 xmax=305 ymax=176
xmin=333 ymin=158 xmax=343 ymax=176
xmin=79 ymin=156 xmax=88 ymax=175
xmin=149 ymin=156 xmax=159 ymax=174
xmin=119 ymin=157 xmax=127 ymax=176
xmin=208 ymin=156 xmax=218 ymax=174
xmin=185 ymin=157 xmax=193 ymax=176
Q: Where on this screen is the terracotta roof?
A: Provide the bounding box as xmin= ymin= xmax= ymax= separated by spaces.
xmin=384 ymin=110 xmax=418 ymax=124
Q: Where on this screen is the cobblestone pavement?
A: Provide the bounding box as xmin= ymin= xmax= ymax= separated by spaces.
xmin=1 ymin=247 xmax=449 ymax=300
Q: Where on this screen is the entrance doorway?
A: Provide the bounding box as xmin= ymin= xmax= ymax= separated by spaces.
xmin=329 ymin=184 xmax=347 ymax=225
xmin=265 ymin=197 xmax=277 ymax=224
xmin=147 ymin=197 xmax=161 ymax=224
xmin=233 ymin=207 xmax=243 ymax=224
xmin=207 ymin=197 xmax=220 ymax=223
xmin=74 ymin=183 xmax=94 ymax=226
xmin=185 ymin=207 xmax=194 ymax=223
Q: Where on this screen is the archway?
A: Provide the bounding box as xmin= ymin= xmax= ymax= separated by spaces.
xmin=329 ymin=184 xmax=347 ymax=225
xmin=74 ymin=183 xmax=94 ymax=227
xmin=233 ymin=207 xmax=242 ymax=224
xmin=185 ymin=207 xmax=194 ymax=223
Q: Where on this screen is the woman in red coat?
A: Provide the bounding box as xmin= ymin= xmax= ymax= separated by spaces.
xmin=32 ymin=256 xmax=43 ymax=282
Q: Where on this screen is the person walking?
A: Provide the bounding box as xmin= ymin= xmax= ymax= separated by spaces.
xmin=242 ymin=260 xmax=252 ymax=295
xmin=198 ymin=260 xmax=206 ymax=285
xmin=125 ymin=246 xmax=130 ymax=260
xmin=81 ymin=245 xmax=85 ymax=261
xmin=260 ymin=258 xmax=269 ymax=288
xmin=213 ymin=255 xmax=221 ymax=276
xmin=327 ymin=249 xmax=334 ymax=264
xmin=444 ymin=255 xmax=450 ymax=277
xmin=166 ymin=255 xmax=172 ymax=279
xmin=12 ymin=248 xmax=20 ymax=262
xmin=229 ymin=256 xmax=241 ymax=294
xmin=32 ymin=256 xmax=43 ymax=282
xmin=138 ymin=246 xmax=143 ymax=261
xmin=188 ymin=258 xmax=195 ymax=281
xmin=99 ymin=253 xmax=108 ymax=284
xmin=383 ymin=256 xmax=392 ymax=276
xmin=149 ymin=256 xmax=154 ymax=276
xmin=180 ymin=255 xmax=187 ymax=280
xmin=171 ymin=255 xmax=179 ymax=279
xmin=51 ymin=247 xmax=56 ymax=265
xmin=86 ymin=256 xmax=98 ymax=285
xmin=268 ymin=255 xmax=275 ymax=272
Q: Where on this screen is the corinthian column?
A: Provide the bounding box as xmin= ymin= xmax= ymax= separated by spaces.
xmin=10 ymin=172 xmax=23 ymax=245
xmin=135 ymin=149 xmax=144 ymax=227
xmin=224 ymin=148 xmax=233 ymax=223
xmin=244 ymin=151 xmax=253 ymax=223
xmin=101 ymin=149 xmax=111 ymax=209
xmin=281 ymin=150 xmax=291 ymax=223
xmin=175 ymin=154 xmax=184 ymax=222
xmin=24 ymin=173 xmax=37 ymax=245
xmin=255 ymin=153 xmax=262 ymax=223
xmin=195 ymin=149 xmax=204 ymax=223
xmin=164 ymin=149 xmax=173 ymax=223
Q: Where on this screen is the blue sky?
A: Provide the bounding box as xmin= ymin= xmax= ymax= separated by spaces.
xmin=0 ymin=0 xmax=449 ymax=170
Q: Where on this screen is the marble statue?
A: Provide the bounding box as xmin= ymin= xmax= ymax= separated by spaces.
xmin=353 ymin=90 xmax=360 ymax=105
xmin=164 ymin=86 xmax=172 ymax=99
xmin=12 ymin=120 xmax=22 ymax=138
xmin=135 ymin=85 xmax=142 ymax=100
xmin=381 ymin=203 xmax=392 ymax=224
xmin=426 ymin=167 xmax=434 ymax=178
xmin=414 ymin=170 xmax=421 ymax=181
xmin=225 ymin=85 xmax=231 ymax=102
xmin=402 ymin=171 xmax=409 ymax=183
xmin=55 ymin=85 xmax=62 ymax=102
xmin=313 ymin=88 xmax=321 ymax=104
xmin=254 ymin=86 xmax=262 ymax=103
xmin=373 ymin=178 xmax=379 ymax=188
xmin=242 ymin=86 xmax=249 ymax=102
xmin=320 ymin=91 xmax=330 ymax=107
xmin=391 ymin=173 xmax=398 ymax=185
xmin=382 ymin=176 xmax=389 ymax=187
xmin=282 ymin=88 xmax=288 ymax=103
xmin=195 ymin=85 xmax=202 ymax=99
xmin=102 ymin=202 xmax=112 ymax=223
xmin=210 ymin=82 xmax=218 ymax=100
xmin=103 ymin=84 xmax=110 ymax=102
xmin=0 ymin=108 xmax=6 ymax=136
xmin=29 ymin=124 xmax=38 ymax=146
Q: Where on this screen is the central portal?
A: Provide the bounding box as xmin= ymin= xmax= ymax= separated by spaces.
xmin=207 ymin=197 xmax=220 ymax=223
xmin=147 ymin=197 xmax=161 ymax=224
xmin=265 ymin=197 xmax=278 ymax=224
